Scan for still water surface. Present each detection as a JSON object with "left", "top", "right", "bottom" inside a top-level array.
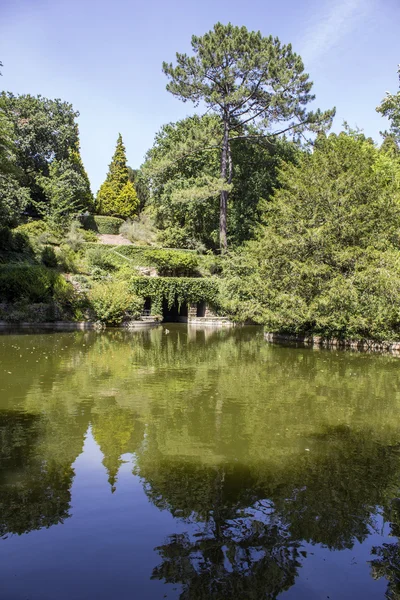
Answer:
[{"left": 1, "top": 325, "right": 400, "bottom": 599}]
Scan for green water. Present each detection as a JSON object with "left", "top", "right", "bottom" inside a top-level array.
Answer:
[{"left": 1, "top": 325, "right": 400, "bottom": 599}]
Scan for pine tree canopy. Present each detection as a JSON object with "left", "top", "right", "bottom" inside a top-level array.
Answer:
[{"left": 162, "top": 22, "right": 335, "bottom": 251}]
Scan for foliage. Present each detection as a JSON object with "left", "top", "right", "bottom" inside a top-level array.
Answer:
[
  {"left": 0, "top": 226, "right": 31, "bottom": 253},
  {"left": 40, "top": 245, "right": 58, "bottom": 268},
  {"left": 36, "top": 147, "right": 93, "bottom": 231},
  {"left": 127, "top": 166, "right": 150, "bottom": 210},
  {"left": 145, "top": 249, "right": 199, "bottom": 276},
  {"left": 81, "top": 215, "right": 124, "bottom": 234},
  {"left": 163, "top": 22, "right": 334, "bottom": 249},
  {"left": 222, "top": 131, "right": 400, "bottom": 340},
  {"left": 85, "top": 246, "right": 117, "bottom": 272},
  {"left": 0, "top": 93, "right": 91, "bottom": 220},
  {"left": 129, "top": 276, "right": 220, "bottom": 316},
  {"left": 55, "top": 244, "right": 79, "bottom": 274},
  {"left": 0, "top": 264, "right": 67, "bottom": 302},
  {"left": 144, "top": 115, "right": 299, "bottom": 249},
  {"left": 120, "top": 212, "right": 157, "bottom": 245},
  {"left": 377, "top": 65, "right": 400, "bottom": 142},
  {"left": 93, "top": 244, "right": 200, "bottom": 275},
  {"left": 14, "top": 220, "right": 48, "bottom": 238},
  {"left": 88, "top": 279, "right": 143, "bottom": 325},
  {"left": 64, "top": 220, "right": 85, "bottom": 252},
  {"left": 0, "top": 97, "right": 30, "bottom": 225},
  {"left": 144, "top": 115, "right": 221, "bottom": 249},
  {"left": 96, "top": 134, "right": 138, "bottom": 218},
  {"left": 108, "top": 181, "right": 139, "bottom": 218}
]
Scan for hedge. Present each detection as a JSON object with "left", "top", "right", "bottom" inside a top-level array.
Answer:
[{"left": 80, "top": 215, "right": 124, "bottom": 235}]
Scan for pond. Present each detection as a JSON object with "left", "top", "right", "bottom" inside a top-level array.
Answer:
[{"left": 0, "top": 325, "right": 399, "bottom": 599}]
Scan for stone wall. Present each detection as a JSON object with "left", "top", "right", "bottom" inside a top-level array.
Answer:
[{"left": 264, "top": 332, "right": 400, "bottom": 355}]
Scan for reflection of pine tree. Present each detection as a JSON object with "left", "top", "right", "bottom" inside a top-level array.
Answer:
[
  {"left": 149, "top": 463, "right": 301, "bottom": 599},
  {"left": 138, "top": 426, "right": 400, "bottom": 599}
]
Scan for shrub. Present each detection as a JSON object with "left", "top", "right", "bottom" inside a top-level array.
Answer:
[
  {"left": 82, "top": 229, "right": 98, "bottom": 242},
  {"left": 120, "top": 213, "right": 157, "bottom": 245},
  {"left": 0, "top": 264, "right": 64, "bottom": 302},
  {"left": 158, "top": 227, "right": 206, "bottom": 252},
  {"left": 14, "top": 221, "right": 61, "bottom": 247},
  {"left": 56, "top": 244, "right": 79, "bottom": 273},
  {"left": 41, "top": 245, "right": 58, "bottom": 268},
  {"left": 86, "top": 246, "right": 117, "bottom": 272},
  {"left": 64, "top": 221, "right": 85, "bottom": 252},
  {"left": 80, "top": 215, "right": 124, "bottom": 234},
  {"left": 14, "top": 220, "right": 48, "bottom": 238},
  {"left": 0, "top": 226, "right": 31, "bottom": 253},
  {"left": 88, "top": 279, "right": 143, "bottom": 325}
]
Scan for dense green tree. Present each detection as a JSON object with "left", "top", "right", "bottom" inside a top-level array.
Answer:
[
  {"left": 377, "top": 65, "right": 400, "bottom": 142},
  {"left": 36, "top": 146, "right": 94, "bottom": 230},
  {"left": 221, "top": 131, "right": 400, "bottom": 340},
  {"left": 1, "top": 93, "right": 81, "bottom": 211},
  {"left": 163, "top": 22, "right": 334, "bottom": 250},
  {"left": 0, "top": 97, "right": 30, "bottom": 225},
  {"left": 127, "top": 166, "right": 149, "bottom": 211},
  {"left": 0, "top": 92, "right": 93, "bottom": 228},
  {"left": 145, "top": 114, "right": 298, "bottom": 249},
  {"left": 144, "top": 115, "right": 221, "bottom": 249},
  {"left": 97, "top": 134, "right": 138, "bottom": 218}
]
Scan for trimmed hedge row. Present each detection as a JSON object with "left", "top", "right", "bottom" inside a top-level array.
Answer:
[
  {"left": 82, "top": 244, "right": 200, "bottom": 276},
  {"left": 81, "top": 215, "right": 124, "bottom": 235}
]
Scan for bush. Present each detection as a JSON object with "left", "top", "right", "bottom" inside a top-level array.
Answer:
[
  {"left": 14, "top": 220, "right": 48, "bottom": 238},
  {"left": 80, "top": 215, "right": 124, "bottom": 234},
  {"left": 64, "top": 221, "right": 85, "bottom": 252},
  {"left": 0, "top": 226, "right": 31, "bottom": 253},
  {"left": 41, "top": 245, "right": 58, "bottom": 268},
  {"left": 88, "top": 279, "right": 143, "bottom": 325},
  {"left": 144, "top": 249, "right": 199, "bottom": 276},
  {"left": 82, "top": 229, "right": 98, "bottom": 242},
  {"left": 120, "top": 213, "right": 157, "bottom": 245},
  {"left": 56, "top": 244, "right": 79, "bottom": 273},
  {"left": 0, "top": 264, "right": 65, "bottom": 302},
  {"left": 158, "top": 227, "right": 206, "bottom": 253},
  {"left": 86, "top": 246, "right": 117, "bottom": 272}
]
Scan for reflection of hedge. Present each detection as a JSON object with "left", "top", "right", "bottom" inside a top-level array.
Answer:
[
  {"left": 129, "top": 276, "right": 219, "bottom": 315},
  {"left": 81, "top": 215, "right": 124, "bottom": 234}
]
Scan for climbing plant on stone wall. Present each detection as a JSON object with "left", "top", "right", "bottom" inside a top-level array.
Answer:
[{"left": 129, "top": 276, "right": 220, "bottom": 316}]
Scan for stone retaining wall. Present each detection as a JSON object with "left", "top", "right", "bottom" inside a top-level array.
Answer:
[{"left": 264, "top": 332, "right": 400, "bottom": 354}]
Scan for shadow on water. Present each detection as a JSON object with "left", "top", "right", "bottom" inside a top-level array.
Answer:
[{"left": 1, "top": 326, "right": 400, "bottom": 598}]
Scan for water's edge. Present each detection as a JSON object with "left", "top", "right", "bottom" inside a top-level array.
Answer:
[{"left": 265, "top": 331, "right": 400, "bottom": 355}]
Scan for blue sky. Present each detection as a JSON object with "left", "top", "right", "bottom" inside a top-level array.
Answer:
[{"left": 1, "top": 0, "right": 399, "bottom": 192}]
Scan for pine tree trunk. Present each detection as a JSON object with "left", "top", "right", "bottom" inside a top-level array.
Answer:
[{"left": 219, "top": 119, "right": 229, "bottom": 253}]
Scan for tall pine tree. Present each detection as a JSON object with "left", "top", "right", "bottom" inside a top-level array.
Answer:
[{"left": 97, "top": 134, "right": 138, "bottom": 218}]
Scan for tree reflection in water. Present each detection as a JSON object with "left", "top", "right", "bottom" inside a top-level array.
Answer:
[{"left": 1, "top": 327, "right": 400, "bottom": 598}]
